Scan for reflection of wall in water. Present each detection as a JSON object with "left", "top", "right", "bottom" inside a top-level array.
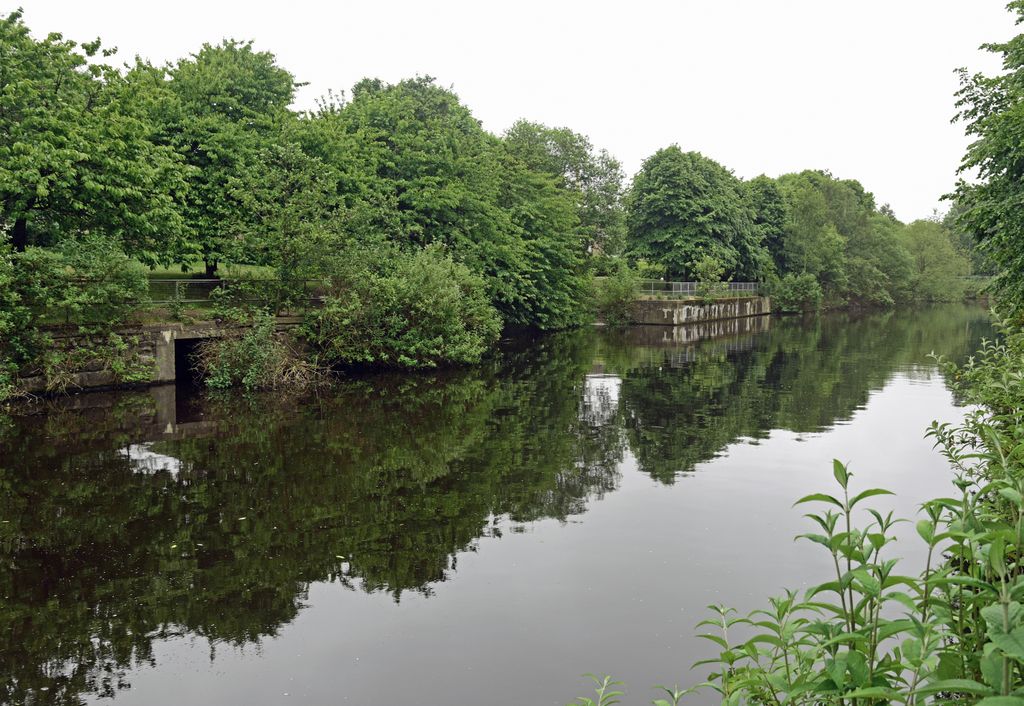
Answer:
[
  {"left": 615, "top": 316, "right": 771, "bottom": 369},
  {"left": 630, "top": 296, "right": 771, "bottom": 326},
  {"left": 7, "top": 383, "right": 220, "bottom": 454},
  {"left": 627, "top": 314, "right": 770, "bottom": 346}
]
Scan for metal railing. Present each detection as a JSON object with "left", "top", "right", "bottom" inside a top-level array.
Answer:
[
  {"left": 636, "top": 280, "right": 760, "bottom": 299},
  {"left": 147, "top": 278, "right": 325, "bottom": 306}
]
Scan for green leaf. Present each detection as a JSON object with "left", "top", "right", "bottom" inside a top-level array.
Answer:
[
  {"left": 976, "top": 698, "right": 1024, "bottom": 706},
  {"left": 877, "top": 618, "right": 915, "bottom": 640},
  {"left": 746, "top": 634, "right": 784, "bottom": 648},
  {"left": 936, "top": 651, "right": 963, "bottom": 680},
  {"left": 849, "top": 487, "right": 894, "bottom": 508},
  {"left": 914, "top": 678, "right": 993, "bottom": 696},
  {"left": 916, "top": 519, "right": 936, "bottom": 544},
  {"left": 797, "top": 533, "right": 831, "bottom": 548},
  {"left": 992, "top": 627, "right": 1024, "bottom": 660},
  {"left": 793, "top": 493, "right": 844, "bottom": 508},
  {"left": 982, "top": 602, "right": 1023, "bottom": 636},
  {"left": 998, "top": 487, "right": 1024, "bottom": 507},
  {"left": 982, "top": 647, "right": 1005, "bottom": 691},
  {"left": 832, "top": 459, "right": 849, "bottom": 488},
  {"left": 695, "top": 633, "right": 728, "bottom": 649},
  {"left": 843, "top": 686, "right": 898, "bottom": 699},
  {"left": 991, "top": 536, "right": 1008, "bottom": 576}
]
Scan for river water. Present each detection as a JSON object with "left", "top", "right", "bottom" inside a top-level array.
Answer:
[{"left": 0, "top": 305, "right": 994, "bottom": 705}]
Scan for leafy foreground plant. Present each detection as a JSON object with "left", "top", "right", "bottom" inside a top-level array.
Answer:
[
  {"left": 571, "top": 464, "right": 1024, "bottom": 704},
  {"left": 568, "top": 319, "right": 1024, "bottom": 704}
]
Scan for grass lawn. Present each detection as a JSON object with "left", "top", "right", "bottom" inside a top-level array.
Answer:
[{"left": 129, "top": 259, "right": 275, "bottom": 279}]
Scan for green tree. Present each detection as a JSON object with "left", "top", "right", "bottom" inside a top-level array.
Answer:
[
  {"left": 844, "top": 213, "right": 914, "bottom": 306},
  {"left": 0, "top": 243, "right": 21, "bottom": 398},
  {"left": 952, "top": 0, "right": 1024, "bottom": 307},
  {"left": 496, "top": 150, "right": 588, "bottom": 328},
  {"left": 776, "top": 171, "right": 848, "bottom": 295},
  {"left": 943, "top": 197, "right": 997, "bottom": 275},
  {"left": 0, "top": 10, "right": 186, "bottom": 260},
  {"left": 312, "top": 77, "right": 587, "bottom": 328},
  {"left": 745, "top": 175, "right": 788, "bottom": 272},
  {"left": 901, "top": 219, "right": 970, "bottom": 301},
  {"left": 775, "top": 170, "right": 916, "bottom": 306},
  {"left": 503, "top": 120, "right": 627, "bottom": 256},
  {"left": 626, "top": 146, "right": 770, "bottom": 281},
  {"left": 226, "top": 138, "right": 342, "bottom": 288},
  {"left": 152, "top": 40, "right": 297, "bottom": 275}
]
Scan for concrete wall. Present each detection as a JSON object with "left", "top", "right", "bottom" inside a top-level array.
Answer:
[
  {"left": 623, "top": 314, "right": 771, "bottom": 346},
  {"left": 17, "top": 317, "right": 302, "bottom": 395},
  {"left": 630, "top": 296, "right": 771, "bottom": 326}
]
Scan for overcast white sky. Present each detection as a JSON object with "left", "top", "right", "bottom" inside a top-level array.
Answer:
[{"left": 18, "top": 1, "right": 1020, "bottom": 221}]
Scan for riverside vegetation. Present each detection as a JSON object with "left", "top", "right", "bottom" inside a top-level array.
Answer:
[
  {"left": 0, "top": 7, "right": 988, "bottom": 400},
  {"left": 2, "top": 4, "right": 1022, "bottom": 703},
  {"left": 570, "top": 2, "right": 1024, "bottom": 703}
]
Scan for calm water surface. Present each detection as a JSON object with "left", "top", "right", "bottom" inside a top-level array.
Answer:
[{"left": 0, "top": 305, "right": 994, "bottom": 705}]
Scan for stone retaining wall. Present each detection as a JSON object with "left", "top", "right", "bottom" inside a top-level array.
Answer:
[
  {"left": 629, "top": 296, "right": 772, "bottom": 326},
  {"left": 17, "top": 317, "right": 302, "bottom": 395}
]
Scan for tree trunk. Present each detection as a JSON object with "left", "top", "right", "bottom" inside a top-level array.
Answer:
[
  {"left": 204, "top": 259, "right": 218, "bottom": 278},
  {"left": 11, "top": 217, "right": 28, "bottom": 251}
]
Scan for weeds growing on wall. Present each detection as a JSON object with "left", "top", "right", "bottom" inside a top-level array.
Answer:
[
  {"left": 40, "top": 333, "right": 153, "bottom": 394},
  {"left": 593, "top": 264, "right": 639, "bottom": 326},
  {"left": 1, "top": 238, "right": 151, "bottom": 400},
  {"left": 568, "top": 313, "right": 1024, "bottom": 705},
  {"left": 195, "top": 312, "right": 321, "bottom": 392}
]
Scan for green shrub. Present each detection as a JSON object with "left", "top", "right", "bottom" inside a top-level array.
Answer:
[
  {"left": 0, "top": 245, "right": 21, "bottom": 400},
  {"left": 196, "top": 312, "right": 316, "bottom": 391},
  {"left": 770, "top": 272, "right": 823, "bottom": 313},
  {"left": 0, "top": 237, "right": 151, "bottom": 398},
  {"left": 634, "top": 259, "right": 666, "bottom": 281},
  {"left": 39, "top": 333, "right": 153, "bottom": 394},
  {"left": 15, "top": 236, "right": 148, "bottom": 327},
  {"left": 588, "top": 253, "right": 622, "bottom": 277},
  {"left": 593, "top": 264, "right": 638, "bottom": 326},
  {"left": 963, "top": 276, "right": 994, "bottom": 301},
  {"left": 303, "top": 245, "right": 502, "bottom": 369},
  {"left": 691, "top": 253, "right": 729, "bottom": 302}
]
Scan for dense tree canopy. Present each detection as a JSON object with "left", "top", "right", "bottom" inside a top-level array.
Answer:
[
  {"left": 503, "top": 120, "right": 627, "bottom": 257},
  {"left": 0, "top": 9, "right": 187, "bottom": 259},
  {"left": 0, "top": 5, "right": 999, "bottom": 391},
  {"left": 901, "top": 219, "right": 970, "bottom": 301},
  {"left": 952, "top": 0, "right": 1024, "bottom": 309},
  {"left": 625, "top": 146, "right": 771, "bottom": 280},
  {"left": 623, "top": 149, "right": 973, "bottom": 309},
  {"left": 301, "top": 77, "right": 588, "bottom": 328},
  {"left": 770, "top": 170, "right": 964, "bottom": 306},
  {"left": 745, "top": 175, "right": 788, "bottom": 272},
  {"left": 149, "top": 39, "right": 298, "bottom": 274}
]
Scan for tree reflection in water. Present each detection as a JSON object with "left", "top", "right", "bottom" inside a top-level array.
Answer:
[{"left": 0, "top": 304, "right": 993, "bottom": 704}]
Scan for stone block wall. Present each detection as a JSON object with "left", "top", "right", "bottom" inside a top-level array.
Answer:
[{"left": 629, "top": 296, "right": 772, "bottom": 326}]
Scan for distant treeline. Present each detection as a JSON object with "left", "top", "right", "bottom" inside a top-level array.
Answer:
[
  {"left": 1, "top": 9, "right": 989, "bottom": 307},
  {"left": 0, "top": 8, "right": 995, "bottom": 394},
  {"left": 629, "top": 151, "right": 988, "bottom": 309}
]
